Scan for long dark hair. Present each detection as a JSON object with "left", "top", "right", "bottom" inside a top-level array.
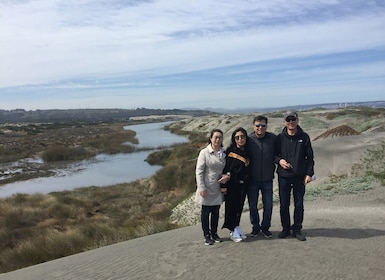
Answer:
[{"left": 230, "top": 127, "right": 248, "bottom": 149}]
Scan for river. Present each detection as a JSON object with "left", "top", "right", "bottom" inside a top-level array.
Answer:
[{"left": 0, "top": 121, "right": 188, "bottom": 198}]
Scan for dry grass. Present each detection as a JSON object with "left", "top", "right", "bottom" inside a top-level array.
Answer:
[
  {"left": 0, "top": 123, "right": 142, "bottom": 186},
  {"left": 0, "top": 126, "right": 207, "bottom": 273},
  {"left": 1, "top": 107, "right": 385, "bottom": 273},
  {"left": 0, "top": 123, "right": 138, "bottom": 164},
  {"left": 313, "top": 125, "right": 361, "bottom": 140}
]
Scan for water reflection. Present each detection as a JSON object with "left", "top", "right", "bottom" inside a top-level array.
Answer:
[
  {"left": 126, "top": 121, "right": 187, "bottom": 148},
  {"left": 0, "top": 121, "right": 188, "bottom": 197}
]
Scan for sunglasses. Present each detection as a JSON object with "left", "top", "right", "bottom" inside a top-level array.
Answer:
[
  {"left": 285, "top": 116, "right": 297, "bottom": 122},
  {"left": 254, "top": 123, "right": 267, "bottom": 128},
  {"left": 234, "top": 135, "right": 246, "bottom": 140}
]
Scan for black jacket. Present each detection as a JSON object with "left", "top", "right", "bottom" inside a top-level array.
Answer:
[
  {"left": 275, "top": 125, "right": 314, "bottom": 178},
  {"left": 248, "top": 132, "right": 277, "bottom": 181},
  {"left": 223, "top": 146, "right": 250, "bottom": 188}
]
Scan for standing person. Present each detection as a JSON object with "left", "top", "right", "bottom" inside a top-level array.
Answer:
[
  {"left": 247, "top": 115, "right": 277, "bottom": 238},
  {"left": 195, "top": 129, "right": 228, "bottom": 245},
  {"left": 275, "top": 111, "right": 315, "bottom": 241},
  {"left": 222, "top": 127, "right": 251, "bottom": 242}
]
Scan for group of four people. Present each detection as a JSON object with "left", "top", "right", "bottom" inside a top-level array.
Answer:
[{"left": 195, "top": 111, "right": 315, "bottom": 245}]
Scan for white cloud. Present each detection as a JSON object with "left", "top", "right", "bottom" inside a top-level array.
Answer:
[{"left": 0, "top": 0, "right": 384, "bottom": 109}]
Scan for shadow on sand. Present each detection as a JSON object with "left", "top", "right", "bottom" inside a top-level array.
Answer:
[{"left": 306, "top": 227, "right": 385, "bottom": 239}]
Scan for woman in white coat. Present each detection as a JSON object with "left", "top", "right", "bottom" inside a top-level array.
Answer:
[{"left": 195, "top": 129, "right": 230, "bottom": 245}]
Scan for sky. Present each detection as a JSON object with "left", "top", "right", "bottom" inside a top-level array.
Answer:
[{"left": 1, "top": 0, "right": 385, "bottom": 111}]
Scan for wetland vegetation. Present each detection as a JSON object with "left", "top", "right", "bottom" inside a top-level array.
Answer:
[{"left": 0, "top": 119, "right": 207, "bottom": 273}]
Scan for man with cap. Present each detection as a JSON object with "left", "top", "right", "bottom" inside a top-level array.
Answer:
[{"left": 275, "top": 110, "right": 315, "bottom": 241}]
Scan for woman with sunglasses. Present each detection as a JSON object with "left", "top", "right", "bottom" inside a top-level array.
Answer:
[{"left": 221, "top": 127, "right": 251, "bottom": 242}]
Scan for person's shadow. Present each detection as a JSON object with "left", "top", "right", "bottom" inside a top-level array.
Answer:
[{"left": 305, "top": 228, "right": 385, "bottom": 239}]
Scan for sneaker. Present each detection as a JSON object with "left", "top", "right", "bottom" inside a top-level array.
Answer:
[
  {"left": 293, "top": 231, "right": 306, "bottom": 241},
  {"left": 204, "top": 235, "right": 214, "bottom": 245},
  {"left": 261, "top": 229, "right": 272, "bottom": 238},
  {"left": 277, "top": 230, "right": 291, "bottom": 239},
  {"left": 230, "top": 231, "right": 243, "bottom": 242},
  {"left": 250, "top": 229, "right": 260, "bottom": 237},
  {"left": 235, "top": 226, "right": 247, "bottom": 240},
  {"left": 211, "top": 233, "right": 223, "bottom": 243}
]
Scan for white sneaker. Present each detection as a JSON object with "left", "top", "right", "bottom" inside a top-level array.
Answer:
[
  {"left": 235, "top": 226, "right": 247, "bottom": 240},
  {"left": 230, "top": 231, "right": 242, "bottom": 242}
]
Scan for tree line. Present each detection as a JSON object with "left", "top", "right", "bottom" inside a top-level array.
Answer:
[{"left": 0, "top": 108, "right": 215, "bottom": 124}]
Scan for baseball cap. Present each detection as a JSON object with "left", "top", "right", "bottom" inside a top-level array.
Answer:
[{"left": 284, "top": 110, "right": 298, "bottom": 119}]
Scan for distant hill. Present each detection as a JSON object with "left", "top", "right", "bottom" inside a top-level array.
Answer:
[
  {"left": 193, "top": 100, "right": 385, "bottom": 114},
  {"left": 0, "top": 108, "right": 215, "bottom": 124},
  {"left": 1, "top": 101, "right": 384, "bottom": 123}
]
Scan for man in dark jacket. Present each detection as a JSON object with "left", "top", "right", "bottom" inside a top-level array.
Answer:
[
  {"left": 275, "top": 111, "right": 315, "bottom": 241},
  {"left": 247, "top": 115, "right": 277, "bottom": 238}
]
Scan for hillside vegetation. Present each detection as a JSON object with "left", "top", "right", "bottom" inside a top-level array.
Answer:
[
  {"left": 0, "top": 106, "right": 384, "bottom": 273},
  {"left": 0, "top": 125, "right": 206, "bottom": 273}
]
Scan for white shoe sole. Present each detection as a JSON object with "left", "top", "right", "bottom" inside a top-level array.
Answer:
[{"left": 231, "top": 237, "right": 243, "bottom": 242}]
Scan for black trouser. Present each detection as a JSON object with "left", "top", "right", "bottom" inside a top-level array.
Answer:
[
  {"left": 222, "top": 182, "right": 246, "bottom": 231},
  {"left": 278, "top": 176, "right": 305, "bottom": 233},
  {"left": 201, "top": 205, "right": 220, "bottom": 237}
]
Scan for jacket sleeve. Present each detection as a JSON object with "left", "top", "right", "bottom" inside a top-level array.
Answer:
[
  {"left": 195, "top": 149, "right": 207, "bottom": 191},
  {"left": 222, "top": 151, "right": 232, "bottom": 174},
  {"left": 305, "top": 135, "right": 315, "bottom": 177},
  {"left": 274, "top": 134, "right": 282, "bottom": 164}
]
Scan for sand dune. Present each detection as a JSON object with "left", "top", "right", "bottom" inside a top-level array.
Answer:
[
  {"left": 1, "top": 108, "right": 384, "bottom": 279},
  {"left": 1, "top": 186, "right": 384, "bottom": 280}
]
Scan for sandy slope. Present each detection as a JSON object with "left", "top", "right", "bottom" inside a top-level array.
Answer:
[
  {"left": 1, "top": 185, "right": 384, "bottom": 280},
  {"left": 1, "top": 109, "right": 384, "bottom": 279}
]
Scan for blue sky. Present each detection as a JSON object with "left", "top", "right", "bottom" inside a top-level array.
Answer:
[{"left": 1, "top": 0, "right": 384, "bottom": 110}]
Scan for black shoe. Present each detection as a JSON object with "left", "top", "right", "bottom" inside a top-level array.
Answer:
[
  {"left": 293, "top": 231, "right": 306, "bottom": 241},
  {"left": 277, "top": 230, "right": 291, "bottom": 239},
  {"left": 204, "top": 235, "right": 214, "bottom": 245},
  {"left": 261, "top": 229, "right": 272, "bottom": 238},
  {"left": 250, "top": 229, "right": 260, "bottom": 237},
  {"left": 211, "top": 233, "right": 222, "bottom": 243}
]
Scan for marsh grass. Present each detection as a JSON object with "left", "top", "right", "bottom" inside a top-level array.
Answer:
[
  {"left": 41, "top": 129, "right": 142, "bottom": 162},
  {"left": 42, "top": 146, "right": 95, "bottom": 161},
  {"left": 0, "top": 123, "right": 140, "bottom": 164},
  {"left": 0, "top": 129, "right": 207, "bottom": 273},
  {"left": 81, "top": 129, "right": 139, "bottom": 153}
]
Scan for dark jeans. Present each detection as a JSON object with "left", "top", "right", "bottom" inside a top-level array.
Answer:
[
  {"left": 247, "top": 180, "right": 273, "bottom": 231},
  {"left": 278, "top": 176, "right": 305, "bottom": 232},
  {"left": 201, "top": 205, "right": 220, "bottom": 237}
]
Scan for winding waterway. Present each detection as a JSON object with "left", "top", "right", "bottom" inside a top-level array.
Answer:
[{"left": 0, "top": 121, "right": 188, "bottom": 198}]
